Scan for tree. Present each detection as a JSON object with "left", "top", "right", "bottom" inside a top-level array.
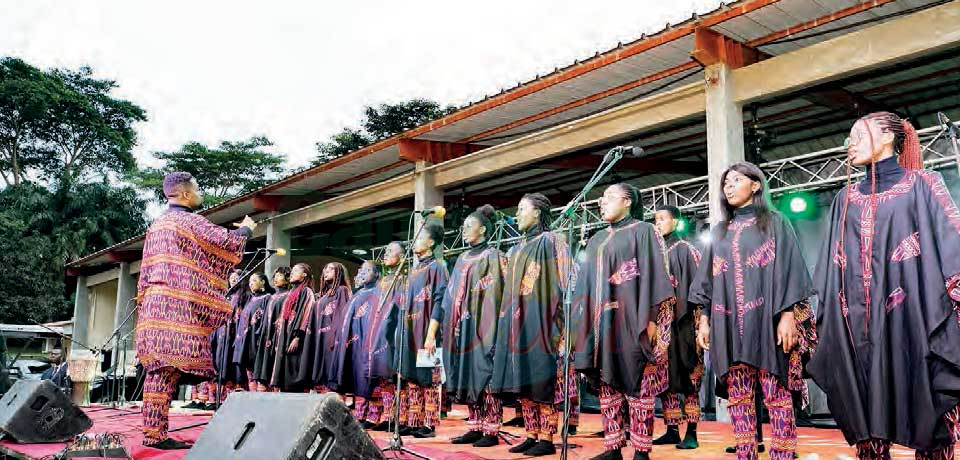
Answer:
[
  {"left": 0, "top": 58, "right": 59, "bottom": 186},
  {"left": 136, "top": 136, "right": 287, "bottom": 206},
  {"left": 0, "top": 180, "right": 146, "bottom": 322},
  {"left": 312, "top": 98, "right": 457, "bottom": 165},
  {"left": 362, "top": 99, "right": 457, "bottom": 141},
  {"left": 40, "top": 67, "right": 147, "bottom": 182},
  {"left": 313, "top": 127, "right": 370, "bottom": 166}
]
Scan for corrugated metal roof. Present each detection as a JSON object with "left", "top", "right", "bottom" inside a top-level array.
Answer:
[{"left": 69, "top": 0, "right": 953, "bottom": 269}]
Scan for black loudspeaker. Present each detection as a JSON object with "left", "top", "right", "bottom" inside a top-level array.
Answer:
[
  {"left": 185, "top": 392, "right": 386, "bottom": 460},
  {"left": 0, "top": 380, "right": 93, "bottom": 443}
]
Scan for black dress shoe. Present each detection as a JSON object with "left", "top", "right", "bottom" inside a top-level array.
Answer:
[
  {"left": 508, "top": 438, "right": 538, "bottom": 453},
  {"left": 361, "top": 420, "right": 377, "bottom": 430},
  {"left": 451, "top": 430, "right": 483, "bottom": 444},
  {"left": 182, "top": 401, "right": 204, "bottom": 409},
  {"left": 146, "top": 438, "right": 193, "bottom": 450},
  {"left": 503, "top": 416, "right": 525, "bottom": 427},
  {"left": 399, "top": 425, "right": 418, "bottom": 436},
  {"left": 371, "top": 421, "right": 391, "bottom": 431},
  {"left": 472, "top": 434, "right": 498, "bottom": 447},
  {"left": 590, "top": 448, "right": 623, "bottom": 460},
  {"left": 203, "top": 403, "right": 218, "bottom": 411},
  {"left": 412, "top": 427, "right": 435, "bottom": 438},
  {"left": 653, "top": 425, "right": 681, "bottom": 445},
  {"left": 633, "top": 451, "right": 650, "bottom": 460},
  {"left": 725, "top": 443, "right": 765, "bottom": 454},
  {"left": 567, "top": 425, "right": 577, "bottom": 435},
  {"left": 525, "top": 440, "right": 556, "bottom": 456}
]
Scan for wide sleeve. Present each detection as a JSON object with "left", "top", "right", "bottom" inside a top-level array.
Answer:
[
  {"left": 187, "top": 214, "right": 247, "bottom": 265},
  {"left": 770, "top": 214, "right": 814, "bottom": 315},
  {"left": 918, "top": 171, "right": 960, "bottom": 301},
  {"left": 431, "top": 262, "right": 449, "bottom": 318},
  {"left": 812, "top": 191, "right": 848, "bottom": 324},
  {"left": 688, "top": 228, "right": 717, "bottom": 317}
]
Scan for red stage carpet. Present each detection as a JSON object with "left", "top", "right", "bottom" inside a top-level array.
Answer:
[{"left": 0, "top": 404, "right": 922, "bottom": 459}]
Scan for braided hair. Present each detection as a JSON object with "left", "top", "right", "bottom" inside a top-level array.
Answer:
[
  {"left": 521, "top": 193, "right": 554, "bottom": 230},
  {"left": 318, "top": 262, "right": 351, "bottom": 297},
  {"left": 859, "top": 111, "right": 922, "bottom": 169}
]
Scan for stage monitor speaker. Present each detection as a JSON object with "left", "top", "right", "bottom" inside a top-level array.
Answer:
[
  {"left": 185, "top": 392, "right": 385, "bottom": 460},
  {"left": 0, "top": 380, "right": 92, "bottom": 443}
]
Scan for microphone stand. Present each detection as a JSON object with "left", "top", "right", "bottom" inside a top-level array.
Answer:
[
  {"left": 551, "top": 146, "right": 631, "bottom": 460},
  {"left": 939, "top": 113, "right": 960, "bottom": 175},
  {"left": 381, "top": 211, "right": 434, "bottom": 460}
]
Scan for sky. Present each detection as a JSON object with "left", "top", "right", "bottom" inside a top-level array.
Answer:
[{"left": 1, "top": 0, "right": 720, "bottom": 170}]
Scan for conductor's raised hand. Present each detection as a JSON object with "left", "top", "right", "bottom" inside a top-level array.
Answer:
[{"left": 234, "top": 215, "right": 257, "bottom": 232}]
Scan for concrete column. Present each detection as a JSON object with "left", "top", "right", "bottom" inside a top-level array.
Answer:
[
  {"left": 71, "top": 276, "right": 91, "bottom": 351},
  {"left": 704, "top": 63, "right": 745, "bottom": 422},
  {"left": 113, "top": 262, "right": 137, "bottom": 363},
  {"left": 265, "top": 214, "right": 292, "bottom": 278},
  {"left": 413, "top": 160, "right": 444, "bottom": 259},
  {"left": 705, "top": 63, "right": 746, "bottom": 224}
]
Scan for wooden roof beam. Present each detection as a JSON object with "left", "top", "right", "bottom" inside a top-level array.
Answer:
[
  {"left": 692, "top": 27, "right": 769, "bottom": 69},
  {"left": 398, "top": 139, "right": 480, "bottom": 164}
]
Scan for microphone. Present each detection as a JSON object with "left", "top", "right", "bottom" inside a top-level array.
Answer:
[
  {"left": 244, "top": 248, "right": 289, "bottom": 256},
  {"left": 603, "top": 145, "right": 645, "bottom": 161},
  {"left": 616, "top": 145, "right": 645, "bottom": 157},
  {"left": 417, "top": 206, "right": 447, "bottom": 218}
]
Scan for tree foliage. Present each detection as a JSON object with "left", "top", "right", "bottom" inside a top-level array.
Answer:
[
  {"left": 313, "top": 98, "right": 456, "bottom": 166},
  {"left": 0, "top": 180, "right": 147, "bottom": 322},
  {"left": 0, "top": 58, "right": 146, "bottom": 186},
  {"left": 136, "top": 136, "right": 287, "bottom": 206}
]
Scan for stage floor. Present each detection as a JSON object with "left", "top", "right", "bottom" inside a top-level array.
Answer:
[{"left": 0, "top": 403, "right": 921, "bottom": 460}]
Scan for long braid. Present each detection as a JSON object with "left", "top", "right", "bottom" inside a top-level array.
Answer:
[{"left": 860, "top": 111, "right": 923, "bottom": 170}]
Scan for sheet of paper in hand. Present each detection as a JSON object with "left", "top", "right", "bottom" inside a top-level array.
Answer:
[{"left": 416, "top": 348, "right": 442, "bottom": 367}]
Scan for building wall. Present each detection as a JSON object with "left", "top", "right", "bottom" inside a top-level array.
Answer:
[{"left": 87, "top": 280, "right": 118, "bottom": 351}]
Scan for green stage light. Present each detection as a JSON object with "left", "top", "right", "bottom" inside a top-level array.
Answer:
[
  {"left": 780, "top": 192, "right": 817, "bottom": 219},
  {"left": 676, "top": 218, "right": 688, "bottom": 234},
  {"left": 789, "top": 196, "right": 808, "bottom": 214}
]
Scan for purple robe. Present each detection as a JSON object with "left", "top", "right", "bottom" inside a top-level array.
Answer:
[
  {"left": 310, "top": 286, "right": 352, "bottom": 388},
  {"left": 688, "top": 207, "right": 816, "bottom": 400},
  {"left": 491, "top": 228, "right": 570, "bottom": 404},
  {"left": 271, "top": 283, "right": 316, "bottom": 391},
  {"left": 808, "top": 167, "right": 960, "bottom": 450},
  {"left": 252, "top": 288, "right": 289, "bottom": 383},
  {"left": 352, "top": 270, "right": 406, "bottom": 397},
  {"left": 233, "top": 292, "right": 271, "bottom": 372},
  {"left": 135, "top": 206, "right": 246, "bottom": 383},
  {"left": 436, "top": 244, "right": 505, "bottom": 404},
  {"left": 387, "top": 256, "right": 448, "bottom": 386}
]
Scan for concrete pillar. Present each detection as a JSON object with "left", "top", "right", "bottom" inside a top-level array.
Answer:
[
  {"left": 413, "top": 160, "right": 444, "bottom": 259},
  {"left": 704, "top": 63, "right": 745, "bottom": 422},
  {"left": 265, "top": 214, "right": 292, "bottom": 278},
  {"left": 113, "top": 262, "right": 137, "bottom": 364},
  {"left": 71, "top": 276, "right": 91, "bottom": 351},
  {"left": 705, "top": 63, "right": 746, "bottom": 224}
]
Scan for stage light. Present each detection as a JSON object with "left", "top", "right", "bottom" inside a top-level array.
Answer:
[
  {"left": 698, "top": 232, "right": 712, "bottom": 245},
  {"left": 789, "top": 196, "right": 808, "bottom": 214},
  {"left": 676, "top": 217, "right": 688, "bottom": 234},
  {"left": 780, "top": 192, "right": 817, "bottom": 219}
]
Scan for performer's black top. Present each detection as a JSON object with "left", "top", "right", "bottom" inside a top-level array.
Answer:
[
  {"left": 689, "top": 207, "right": 816, "bottom": 400},
  {"left": 491, "top": 225, "right": 569, "bottom": 404},
  {"left": 387, "top": 255, "right": 448, "bottom": 386},
  {"left": 572, "top": 217, "right": 676, "bottom": 396},
  {"left": 436, "top": 242, "right": 505, "bottom": 403},
  {"left": 252, "top": 287, "right": 289, "bottom": 383},
  {"left": 663, "top": 231, "right": 703, "bottom": 395},
  {"left": 809, "top": 158, "right": 960, "bottom": 449}
]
